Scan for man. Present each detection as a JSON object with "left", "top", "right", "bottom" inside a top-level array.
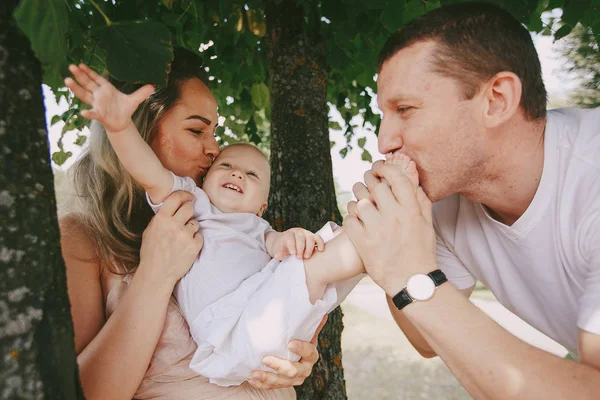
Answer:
[{"left": 345, "top": 3, "right": 600, "bottom": 398}]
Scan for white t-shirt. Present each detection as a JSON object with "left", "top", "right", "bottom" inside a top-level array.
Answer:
[{"left": 432, "top": 108, "right": 600, "bottom": 357}]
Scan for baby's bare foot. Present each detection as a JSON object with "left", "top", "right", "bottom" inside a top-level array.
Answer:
[{"left": 385, "top": 153, "right": 419, "bottom": 190}]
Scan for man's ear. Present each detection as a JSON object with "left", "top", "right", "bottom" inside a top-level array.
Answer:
[
  {"left": 481, "top": 71, "right": 522, "bottom": 128},
  {"left": 257, "top": 202, "right": 268, "bottom": 217}
]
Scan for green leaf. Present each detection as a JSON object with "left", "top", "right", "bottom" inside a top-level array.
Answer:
[
  {"left": 555, "top": 24, "right": 574, "bottom": 40},
  {"left": 361, "top": 149, "right": 373, "bottom": 163},
  {"left": 329, "top": 121, "right": 343, "bottom": 130},
  {"left": 14, "top": 0, "right": 69, "bottom": 89},
  {"left": 381, "top": 1, "right": 405, "bottom": 32},
  {"left": 99, "top": 21, "right": 174, "bottom": 85},
  {"left": 357, "top": 137, "right": 367, "bottom": 148},
  {"left": 52, "top": 150, "right": 72, "bottom": 166},
  {"left": 74, "top": 135, "right": 87, "bottom": 146},
  {"left": 339, "top": 147, "right": 349, "bottom": 158},
  {"left": 251, "top": 83, "right": 270, "bottom": 109},
  {"left": 50, "top": 115, "right": 62, "bottom": 126}
]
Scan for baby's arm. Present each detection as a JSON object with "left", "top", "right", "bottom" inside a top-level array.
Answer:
[
  {"left": 265, "top": 227, "right": 364, "bottom": 304},
  {"left": 65, "top": 64, "right": 173, "bottom": 203}
]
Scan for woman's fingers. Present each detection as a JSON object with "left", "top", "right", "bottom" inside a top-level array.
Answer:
[
  {"left": 173, "top": 203, "right": 195, "bottom": 225},
  {"left": 159, "top": 191, "right": 195, "bottom": 217},
  {"left": 185, "top": 219, "right": 199, "bottom": 234}
]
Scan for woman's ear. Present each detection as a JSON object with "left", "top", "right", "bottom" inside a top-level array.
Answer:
[
  {"left": 257, "top": 202, "right": 268, "bottom": 217},
  {"left": 481, "top": 71, "right": 522, "bottom": 128}
]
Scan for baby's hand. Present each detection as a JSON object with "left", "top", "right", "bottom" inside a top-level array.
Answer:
[
  {"left": 269, "top": 228, "right": 325, "bottom": 260},
  {"left": 64, "top": 63, "right": 155, "bottom": 133}
]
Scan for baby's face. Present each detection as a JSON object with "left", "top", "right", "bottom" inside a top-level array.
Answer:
[{"left": 202, "top": 145, "right": 271, "bottom": 216}]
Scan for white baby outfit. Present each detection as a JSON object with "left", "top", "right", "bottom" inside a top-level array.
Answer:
[{"left": 148, "top": 175, "right": 361, "bottom": 385}]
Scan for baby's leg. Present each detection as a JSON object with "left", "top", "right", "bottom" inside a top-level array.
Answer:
[
  {"left": 303, "top": 228, "right": 364, "bottom": 304},
  {"left": 384, "top": 152, "right": 420, "bottom": 190}
]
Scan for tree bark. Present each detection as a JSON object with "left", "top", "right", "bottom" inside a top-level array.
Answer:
[
  {"left": 265, "top": 1, "right": 347, "bottom": 399},
  {"left": 0, "top": 2, "right": 84, "bottom": 399}
]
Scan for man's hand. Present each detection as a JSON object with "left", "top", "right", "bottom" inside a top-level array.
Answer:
[
  {"left": 248, "top": 315, "right": 328, "bottom": 390},
  {"left": 266, "top": 228, "right": 325, "bottom": 260},
  {"left": 345, "top": 163, "right": 437, "bottom": 296}
]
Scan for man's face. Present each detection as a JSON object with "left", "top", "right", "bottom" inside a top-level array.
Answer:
[{"left": 376, "top": 41, "right": 487, "bottom": 202}]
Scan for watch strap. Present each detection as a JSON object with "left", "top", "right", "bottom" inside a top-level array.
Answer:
[
  {"left": 428, "top": 269, "right": 448, "bottom": 286},
  {"left": 392, "top": 269, "right": 447, "bottom": 310},
  {"left": 391, "top": 288, "right": 413, "bottom": 310}
]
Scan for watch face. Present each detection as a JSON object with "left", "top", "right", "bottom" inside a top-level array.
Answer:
[{"left": 406, "top": 274, "right": 436, "bottom": 301}]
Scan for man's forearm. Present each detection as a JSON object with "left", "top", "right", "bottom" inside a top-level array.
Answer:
[
  {"left": 402, "top": 283, "right": 600, "bottom": 399},
  {"left": 386, "top": 296, "right": 437, "bottom": 358}
]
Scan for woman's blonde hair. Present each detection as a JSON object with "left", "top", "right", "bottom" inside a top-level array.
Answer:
[{"left": 68, "top": 49, "right": 209, "bottom": 274}]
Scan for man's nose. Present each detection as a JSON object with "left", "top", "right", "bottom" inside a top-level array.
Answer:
[{"left": 377, "top": 116, "right": 403, "bottom": 155}]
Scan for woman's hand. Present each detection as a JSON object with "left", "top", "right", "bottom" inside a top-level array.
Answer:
[
  {"left": 64, "top": 63, "right": 154, "bottom": 133},
  {"left": 138, "top": 191, "right": 204, "bottom": 287},
  {"left": 248, "top": 315, "right": 328, "bottom": 390}
]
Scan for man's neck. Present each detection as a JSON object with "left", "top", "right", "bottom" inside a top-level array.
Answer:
[{"left": 461, "top": 117, "right": 547, "bottom": 226}]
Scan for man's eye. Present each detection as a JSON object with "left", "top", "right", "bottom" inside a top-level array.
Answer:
[{"left": 190, "top": 129, "right": 204, "bottom": 135}]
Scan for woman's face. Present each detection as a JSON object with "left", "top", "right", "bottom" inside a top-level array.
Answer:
[{"left": 151, "top": 78, "right": 220, "bottom": 186}]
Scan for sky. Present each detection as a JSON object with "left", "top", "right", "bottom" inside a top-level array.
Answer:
[{"left": 45, "top": 20, "right": 574, "bottom": 197}]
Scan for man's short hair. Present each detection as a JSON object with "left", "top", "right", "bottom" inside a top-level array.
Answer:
[{"left": 377, "top": 2, "right": 547, "bottom": 120}]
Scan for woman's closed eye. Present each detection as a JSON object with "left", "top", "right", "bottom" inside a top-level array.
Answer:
[
  {"left": 189, "top": 129, "right": 205, "bottom": 135},
  {"left": 397, "top": 106, "right": 413, "bottom": 114}
]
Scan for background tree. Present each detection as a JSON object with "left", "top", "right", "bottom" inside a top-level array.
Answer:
[
  {"left": 4, "top": 0, "right": 599, "bottom": 398},
  {"left": 1, "top": 1, "right": 84, "bottom": 399},
  {"left": 557, "top": 23, "right": 600, "bottom": 107}
]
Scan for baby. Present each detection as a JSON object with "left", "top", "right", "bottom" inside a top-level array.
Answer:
[{"left": 65, "top": 63, "right": 419, "bottom": 386}]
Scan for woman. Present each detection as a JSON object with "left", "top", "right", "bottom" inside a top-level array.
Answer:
[{"left": 59, "top": 49, "right": 324, "bottom": 400}]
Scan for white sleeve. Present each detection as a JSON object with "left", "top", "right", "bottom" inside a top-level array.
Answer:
[
  {"left": 577, "top": 212, "right": 600, "bottom": 335},
  {"left": 145, "top": 171, "right": 207, "bottom": 218},
  {"left": 435, "top": 231, "right": 476, "bottom": 291}
]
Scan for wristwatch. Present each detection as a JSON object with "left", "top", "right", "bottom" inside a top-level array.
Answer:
[{"left": 392, "top": 269, "right": 448, "bottom": 310}]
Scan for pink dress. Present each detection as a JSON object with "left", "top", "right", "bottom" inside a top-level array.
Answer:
[{"left": 105, "top": 275, "right": 297, "bottom": 400}]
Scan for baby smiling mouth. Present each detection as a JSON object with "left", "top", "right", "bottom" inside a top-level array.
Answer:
[{"left": 223, "top": 183, "right": 243, "bottom": 193}]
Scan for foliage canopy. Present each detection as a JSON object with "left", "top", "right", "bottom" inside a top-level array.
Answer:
[{"left": 14, "top": 0, "right": 600, "bottom": 165}]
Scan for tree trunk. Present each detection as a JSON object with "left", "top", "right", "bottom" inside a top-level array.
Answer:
[
  {"left": 265, "top": 1, "right": 347, "bottom": 399},
  {"left": 0, "top": 2, "right": 84, "bottom": 399}
]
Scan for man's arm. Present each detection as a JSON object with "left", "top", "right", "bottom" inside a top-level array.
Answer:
[
  {"left": 403, "top": 284, "right": 600, "bottom": 399},
  {"left": 386, "top": 286, "right": 474, "bottom": 358},
  {"left": 344, "top": 165, "right": 600, "bottom": 399}
]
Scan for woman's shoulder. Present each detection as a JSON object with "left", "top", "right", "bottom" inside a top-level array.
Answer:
[{"left": 59, "top": 213, "right": 100, "bottom": 267}]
